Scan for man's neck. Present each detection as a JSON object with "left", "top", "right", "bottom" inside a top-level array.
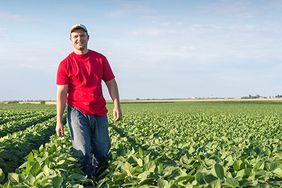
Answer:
[{"left": 74, "top": 48, "right": 88, "bottom": 55}]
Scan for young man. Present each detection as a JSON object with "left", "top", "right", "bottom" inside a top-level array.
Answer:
[{"left": 56, "top": 24, "right": 122, "bottom": 179}]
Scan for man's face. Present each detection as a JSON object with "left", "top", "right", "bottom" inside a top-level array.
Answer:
[{"left": 70, "top": 29, "right": 89, "bottom": 51}]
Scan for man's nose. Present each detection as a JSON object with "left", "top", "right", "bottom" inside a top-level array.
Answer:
[{"left": 77, "top": 36, "right": 83, "bottom": 40}]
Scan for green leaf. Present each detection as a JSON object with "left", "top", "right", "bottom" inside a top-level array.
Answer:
[
  {"left": 67, "top": 157, "right": 77, "bottom": 162},
  {"left": 57, "top": 160, "right": 65, "bottom": 165},
  {"left": 244, "top": 168, "right": 252, "bottom": 177},
  {"left": 214, "top": 163, "right": 224, "bottom": 179},
  {"left": 139, "top": 185, "right": 151, "bottom": 188},
  {"left": 205, "top": 158, "right": 216, "bottom": 167},
  {"left": 204, "top": 174, "right": 218, "bottom": 183},
  {"left": 136, "top": 158, "right": 143, "bottom": 166},
  {"left": 30, "top": 161, "right": 41, "bottom": 176},
  {"left": 138, "top": 147, "right": 143, "bottom": 155},
  {"left": 147, "top": 162, "right": 156, "bottom": 173},
  {"left": 180, "top": 155, "right": 191, "bottom": 165},
  {"left": 255, "top": 170, "right": 267, "bottom": 179},
  {"left": 233, "top": 160, "right": 242, "bottom": 171},
  {"left": 235, "top": 169, "right": 245, "bottom": 178},
  {"left": 27, "top": 152, "right": 34, "bottom": 162},
  {"left": 157, "top": 163, "right": 163, "bottom": 173},
  {"left": 39, "top": 145, "right": 44, "bottom": 152},
  {"left": 123, "top": 162, "right": 132, "bottom": 176},
  {"left": 272, "top": 168, "right": 282, "bottom": 178},
  {"left": 26, "top": 174, "right": 35, "bottom": 185},
  {"left": 137, "top": 171, "right": 150, "bottom": 182},
  {"left": 163, "top": 166, "right": 174, "bottom": 177},
  {"left": 174, "top": 174, "right": 192, "bottom": 183},
  {"left": 144, "top": 154, "right": 150, "bottom": 164},
  {"left": 188, "top": 147, "right": 195, "bottom": 155},
  {"left": 43, "top": 165, "right": 50, "bottom": 175},
  {"left": 254, "top": 161, "right": 264, "bottom": 170},
  {"left": 69, "top": 173, "right": 87, "bottom": 180},
  {"left": 52, "top": 176, "right": 63, "bottom": 188},
  {"left": 8, "top": 173, "right": 20, "bottom": 184},
  {"left": 224, "top": 177, "right": 239, "bottom": 187},
  {"left": 195, "top": 172, "right": 205, "bottom": 184},
  {"left": 18, "top": 162, "right": 27, "bottom": 170},
  {"left": 266, "top": 161, "right": 279, "bottom": 171},
  {"left": 225, "top": 155, "right": 233, "bottom": 167},
  {"left": 133, "top": 156, "right": 143, "bottom": 167},
  {"left": 0, "top": 168, "right": 5, "bottom": 183},
  {"left": 158, "top": 179, "right": 169, "bottom": 188},
  {"left": 210, "top": 179, "right": 221, "bottom": 188}
]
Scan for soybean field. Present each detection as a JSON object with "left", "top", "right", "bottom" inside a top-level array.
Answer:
[{"left": 0, "top": 101, "right": 281, "bottom": 187}]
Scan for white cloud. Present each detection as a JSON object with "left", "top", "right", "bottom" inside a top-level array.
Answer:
[
  {"left": 106, "top": 3, "right": 156, "bottom": 18},
  {"left": 196, "top": 0, "right": 257, "bottom": 19},
  {"left": 129, "top": 20, "right": 282, "bottom": 61},
  {"left": 0, "top": 11, "right": 25, "bottom": 22},
  {"left": 107, "top": 10, "right": 126, "bottom": 17},
  {"left": 0, "top": 28, "right": 8, "bottom": 38}
]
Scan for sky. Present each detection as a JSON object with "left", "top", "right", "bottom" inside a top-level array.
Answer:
[{"left": 0, "top": 0, "right": 282, "bottom": 100}]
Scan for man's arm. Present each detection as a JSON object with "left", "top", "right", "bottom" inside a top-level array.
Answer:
[
  {"left": 105, "top": 79, "right": 122, "bottom": 121},
  {"left": 56, "top": 85, "right": 68, "bottom": 137}
]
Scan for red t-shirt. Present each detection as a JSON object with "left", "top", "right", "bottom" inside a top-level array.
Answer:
[{"left": 56, "top": 50, "right": 115, "bottom": 115}]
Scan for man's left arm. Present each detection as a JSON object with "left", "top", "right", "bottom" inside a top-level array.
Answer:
[{"left": 105, "top": 78, "right": 122, "bottom": 121}]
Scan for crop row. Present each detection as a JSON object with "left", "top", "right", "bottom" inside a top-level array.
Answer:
[
  {"left": 0, "top": 112, "right": 55, "bottom": 137},
  {"left": 0, "top": 111, "right": 37, "bottom": 125},
  {"left": 0, "top": 111, "right": 33, "bottom": 118},
  {"left": 0, "top": 116, "right": 57, "bottom": 175}
]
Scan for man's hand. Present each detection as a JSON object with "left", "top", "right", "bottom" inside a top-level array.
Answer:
[
  {"left": 113, "top": 106, "right": 122, "bottom": 121},
  {"left": 56, "top": 121, "right": 65, "bottom": 137}
]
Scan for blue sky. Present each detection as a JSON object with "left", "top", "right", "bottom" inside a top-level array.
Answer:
[{"left": 0, "top": 0, "right": 282, "bottom": 100}]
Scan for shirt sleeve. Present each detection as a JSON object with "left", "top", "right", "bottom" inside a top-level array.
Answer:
[
  {"left": 102, "top": 56, "right": 115, "bottom": 82},
  {"left": 56, "top": 61, "right": 69, "bottom": 85}
]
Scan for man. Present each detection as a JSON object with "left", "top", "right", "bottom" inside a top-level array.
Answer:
[{"left": 56, "top": 24, "right": 122, "bottom": 179}]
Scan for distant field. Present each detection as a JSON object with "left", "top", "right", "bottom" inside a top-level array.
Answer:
[
  {"left": 0, "top": 101, "right": 281, "bottom": 187},
  {"left": 1, "top": 97, "right": 280, "bottom": 105}
]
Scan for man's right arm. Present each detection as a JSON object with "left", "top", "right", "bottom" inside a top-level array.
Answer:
[{"left": 56, "top": 85, "right": 68, "bottom": 137}]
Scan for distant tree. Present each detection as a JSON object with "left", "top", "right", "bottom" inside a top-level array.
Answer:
[
  {"left": 7, "top": 101, "right": 18, "bottom": 104},
  {"left": 40, "top": 101, "right": 46, "bottom": 104},
  {"left": 241, "top": 94, "right": 263, "bottom": 99}
]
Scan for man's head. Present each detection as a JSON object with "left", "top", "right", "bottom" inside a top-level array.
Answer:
[{"left": 70, "top": 24, "right": 89, "bottom": 54}]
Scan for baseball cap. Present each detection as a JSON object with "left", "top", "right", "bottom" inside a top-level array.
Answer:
[{"left": 70, "top": 24, "right": 88, "bottom": 33}]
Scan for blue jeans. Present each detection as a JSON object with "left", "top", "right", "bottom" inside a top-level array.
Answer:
[{"left": 67, "top": 105, "right": 111, "bottom": 177}]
